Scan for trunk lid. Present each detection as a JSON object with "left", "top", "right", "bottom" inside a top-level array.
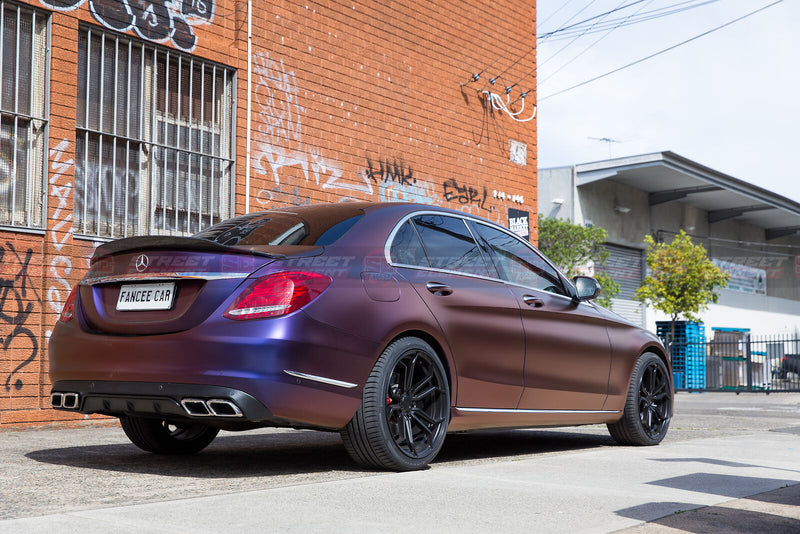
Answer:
[{"left": 78, "top": 237, "right": 298, "bottom": 335}]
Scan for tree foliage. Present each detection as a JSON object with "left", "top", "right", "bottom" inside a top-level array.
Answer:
[
  {"left": 635, "top": 231, "right": 729, "bottom": 337},
  {"left": 537, "top": 215, "right": 620, "bottom": 308}
]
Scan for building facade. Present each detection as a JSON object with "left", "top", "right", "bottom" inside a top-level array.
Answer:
[
  {"left": 0, "top": 0, "right": 538, "bottom": 427},
  {"left": 539, "top": 152, "right": 800, "bottom": 335}
]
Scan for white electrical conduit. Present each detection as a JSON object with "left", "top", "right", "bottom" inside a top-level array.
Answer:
[{"left": 482, "top": 91, "right": 537, "bottom": 122}]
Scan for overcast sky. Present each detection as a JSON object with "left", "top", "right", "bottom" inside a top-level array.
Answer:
[{"left": 535, "top": 0, "right": 800, "bottom": 202}]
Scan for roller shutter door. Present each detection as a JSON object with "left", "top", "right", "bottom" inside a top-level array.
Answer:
[{"left": 599, "top": 245, "right": 644, "bottom": 326}]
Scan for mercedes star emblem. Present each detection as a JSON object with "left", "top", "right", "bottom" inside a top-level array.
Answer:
[{"left": 135, "top": 254, "right": 150, "bottom": 272}]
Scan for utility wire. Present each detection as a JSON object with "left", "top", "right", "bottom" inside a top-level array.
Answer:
[
  {"left": 542, "top": 0, "right": 720, "bottom": 41},
  {"left": 539, "top": 0, "right": 784, "bottom": 102},
  {"left": 539, "top": 0, "right": 657, "bottom": 87},
  {"left": 539, "top": 0, "right": 631, "bottom": 72},
  {"left": 467, "top": 0, "right": 708, "bottom": 88}
]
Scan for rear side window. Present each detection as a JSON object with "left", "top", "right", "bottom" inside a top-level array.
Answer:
[
  {"left": 411, "top": 215, "right": 489, "bottom": 277},
  {"left": 471, "top": 222, "right": 567, "bottom": 295},
  {"left": 194, "top": 208, "right": 363, "bottom": 247},
  {"left": 389, "top": 221, "right": 430, "bottom": 267}
]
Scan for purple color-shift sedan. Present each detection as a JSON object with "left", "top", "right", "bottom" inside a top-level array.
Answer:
[{"left": 49, "top": 202, "right": 672, "bottom": 470}]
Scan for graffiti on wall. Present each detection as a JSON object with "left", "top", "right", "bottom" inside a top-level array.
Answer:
[
  {"left": 252, "top": 51, "right": 375, "bottom": 196},
  {"left": 38, "top": 0, "right": 214, "bottom": 52},
  {"left": 1, "top": 243, "right": 40, "bottom": 392},
  {"left": 47, "top": 140, "right": 75, "bottom": 318},
  {"left": 364, "top": 157, "right": 439, "bottom": 205},
  {"left": 443, "top": 178, "right": 488, "bottom": 211}
]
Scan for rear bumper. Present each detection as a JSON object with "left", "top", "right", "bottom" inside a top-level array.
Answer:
[
  {"left": 50, "top": 381, "right": 283, "bottom": 429},
  {"left": 48, "top": 311, "right": 380, "bottom": 429}
]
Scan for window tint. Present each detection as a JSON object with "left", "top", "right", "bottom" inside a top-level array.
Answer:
[
  {"left": 389, "top": 221, "right": 430, "bottom": 267},
  {"left": 412, "top": 215, "right": 489, "bottom": 277},
  {"left": 471, "top": 222, "right": 566, "bottom": 295},
  {"left": 194, "top": 208, "right": 363, "bottom": 247}
]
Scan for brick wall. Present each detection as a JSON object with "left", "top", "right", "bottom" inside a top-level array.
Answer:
[{"left": 1, "top": 0, "right": 537, "bottom": 427}]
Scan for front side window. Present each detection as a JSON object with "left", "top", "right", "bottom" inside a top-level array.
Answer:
[
  {"left": 76, "top": 27, "right": 234, "bottom": 238},
  {"left": 471, "top": 222, "right": 567, "bottom": 295},
  {"left": 0, "top": 1, "right": 47, "bottom": 228}
]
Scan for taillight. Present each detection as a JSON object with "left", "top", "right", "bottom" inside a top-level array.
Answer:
[
  {"left": 59, "top": 286, "right": 78, "bottom": 322},
  {"left": 224, "top": 271, "right": 332, "bottom": 320}
]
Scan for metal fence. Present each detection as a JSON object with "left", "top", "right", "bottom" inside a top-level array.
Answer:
[{"left": 667, "top": 334, "right": 800, "bottom": 392}]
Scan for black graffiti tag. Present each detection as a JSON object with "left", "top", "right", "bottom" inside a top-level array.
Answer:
[
  {"left": 443, "top": 178, "right": 488, "bottom": 210},
  {"left": 365, "top": 157, "right": 415, "bottom": 187},
  {"left": 0, "top": 243, "right": 40, "bottom": 392},
  {"left": 39, "top": 0, "right": 213, "bottom": 52}
]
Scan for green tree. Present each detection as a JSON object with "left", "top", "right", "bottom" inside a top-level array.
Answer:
[
  {"left": 634, "top": 230, "right": 729, "bottom": 342},
  {"left": 537, "top": 215, "right": 620, "bottom": 308}
]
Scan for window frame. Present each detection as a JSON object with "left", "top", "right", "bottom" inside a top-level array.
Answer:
[
  {"left": 74, "top": 24, "right": 235, "bottom": 239},
  {"left": 0, "top": 0, "right": 49, "bottom": 230},
  {"left": 385, "top": 210, "right": 576, "bottom": 299}
]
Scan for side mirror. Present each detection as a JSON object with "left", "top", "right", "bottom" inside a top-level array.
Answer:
[{"left": 573, "top": 275, "right": 601, "bottom": 301}]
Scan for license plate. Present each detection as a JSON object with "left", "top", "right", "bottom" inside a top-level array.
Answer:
[{"left": 116, "top": 282, "right": 177, "bottom": 311}]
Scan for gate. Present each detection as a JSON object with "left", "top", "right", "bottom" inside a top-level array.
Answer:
[{"left": 660, "top": 326, "right": 800, "bottom": 392}]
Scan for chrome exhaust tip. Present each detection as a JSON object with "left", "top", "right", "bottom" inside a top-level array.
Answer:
[
  {"left": 181, "top": 398, "right": 243, "bottom": 417},
  {"left": 207, "top": 399, "right": 243, "bottom": 417},
  {"left": 62, "top": 393, "right": 80, "bottom": 409},
  {"left": 181, "top": 399, "right": 212, "bottom": 416},
  {"left": 50, "top": 392, "right": 63, "bottom": 408}
]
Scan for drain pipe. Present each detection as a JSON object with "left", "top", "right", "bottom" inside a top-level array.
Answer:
[{"left": 244, "top": 0, "right": 252, "bottom": 214}]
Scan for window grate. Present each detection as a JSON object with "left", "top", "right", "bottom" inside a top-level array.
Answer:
[
  {"left": 0, "top": 1, "right": 48, "bottom": 228},
  {"left": 75, "top": 26, "right": 234, "bottom": 238}
]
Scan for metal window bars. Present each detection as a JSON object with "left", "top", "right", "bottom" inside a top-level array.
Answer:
[
  {"left": 0, "top": 1, "right": 47, "bottom": 228},
  {"left": 75, "top": 26, "right": 234, "bottom": 238}
]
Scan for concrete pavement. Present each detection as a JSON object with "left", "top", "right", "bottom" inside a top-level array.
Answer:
[{"left": 1, "top": 392, "right": 799, "bottom": 533}]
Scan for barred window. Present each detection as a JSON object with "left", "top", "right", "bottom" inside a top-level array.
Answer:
[
  {"left": 76, "top": 27, "right": 234, "bottom": 238},
  {"left": 0, "top": 1, "right": 48, "bottom": 228}
]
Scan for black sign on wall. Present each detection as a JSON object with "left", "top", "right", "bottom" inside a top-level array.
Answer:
[{"left": 508, "top": 208, "right": 530, "bottom": 241}]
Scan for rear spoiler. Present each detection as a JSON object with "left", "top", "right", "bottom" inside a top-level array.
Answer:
[{"left": 92, "top": 236, "right": 286, "bottom": 262}]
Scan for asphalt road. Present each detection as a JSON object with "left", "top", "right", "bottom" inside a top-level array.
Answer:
[{"left": 1, "top": 392, "right": 799, "bottom": 533}]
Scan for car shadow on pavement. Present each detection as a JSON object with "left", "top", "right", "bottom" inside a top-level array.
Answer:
[
  {"left": 437, "top": 428, "right": 616, "bottom": 464},
  {"left": 25, "top": 427, "right": 615, "bottom": 477}
]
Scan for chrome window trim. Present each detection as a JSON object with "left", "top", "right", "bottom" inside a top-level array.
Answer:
[
  {"left": 384, "top": 210, "right": 576, "bottom": 300},
  {"left": 455, "top": 407, "right": 620, "bottom": 415},
  {"left": 81, "top": 272, "right": 251, "bottom": 285},
  {"left": 283, "top": 370, "right": 358, "bottom": 389}
]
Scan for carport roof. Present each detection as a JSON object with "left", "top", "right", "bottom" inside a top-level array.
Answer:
[{"left": 566, "top": 151, "right": 800, "bottom": 240}]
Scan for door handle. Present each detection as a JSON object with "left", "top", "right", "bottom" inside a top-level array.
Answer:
[
  {"left": 426, "top": 282, "right": 453, "bottom": 296},
  {"left": 523, "top": 295, "right": 544, "bottom": 308}
]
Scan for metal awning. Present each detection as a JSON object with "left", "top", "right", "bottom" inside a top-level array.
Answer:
[{"left": 572, "top": 152, "right": 800, "bottom": 238}]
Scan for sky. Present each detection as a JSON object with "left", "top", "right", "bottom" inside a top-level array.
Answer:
[{"left": 534, "top": 0, "right": 800, "bottom": 203}]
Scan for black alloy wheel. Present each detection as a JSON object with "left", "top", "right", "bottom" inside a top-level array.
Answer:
[
  {"left": 341, "top": 337, "right": 450, "bottom": 471},
  {"left": 608, "top": 352, "right": 672, "bottom": 446},
  {"left": 637, "top": 359, "right": 672, "bottom": 440}
]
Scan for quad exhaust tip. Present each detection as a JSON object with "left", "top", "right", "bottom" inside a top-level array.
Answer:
[
  {"left": 181, "top": 398, "right": 243, "bottom": 418},
  {"left": 51, "top": 392, "right": 80, "bottom": 410}
]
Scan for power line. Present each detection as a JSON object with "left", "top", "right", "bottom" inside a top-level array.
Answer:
[
  {"left": 539, "top": 0, "right": 784, "bottom": 103},
  {"left": 542, "top": 0, "right": 720, "bottom": 41},
  {"left": 539, "top": 0, "right": 657, "bottom": 88}
]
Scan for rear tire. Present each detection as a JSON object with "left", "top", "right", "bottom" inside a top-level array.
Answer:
[
  {"left": 120, "top": 416, "right": 219, "bottom": 454},
  {"left": 341, "top": 337, "right": 450, "bottom": 471},
  {"left": 608, "top": 352, "right": 672, "bottom": 446}
]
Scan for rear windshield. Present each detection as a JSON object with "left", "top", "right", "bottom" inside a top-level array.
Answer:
[{"left": 193, "top": 205, "right": 364, "bottom": 247}]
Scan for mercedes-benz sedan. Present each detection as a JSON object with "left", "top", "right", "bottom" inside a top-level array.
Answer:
[{"left": 49, "top": 202, "right": 672, "bottom": 471}]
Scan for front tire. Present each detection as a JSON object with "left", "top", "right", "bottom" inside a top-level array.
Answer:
[
  {"left": 120, "top": 416, "right": 219, "bottom": 454},
  {"left": 341, "top": 337, "right": 450, "bottom": 471},
  {"left": 608, "top": 352, "right": 672, "bottom": 446}
]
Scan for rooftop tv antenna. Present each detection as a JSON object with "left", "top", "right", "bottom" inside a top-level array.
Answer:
[{"left": 588, "top": 137, "right": 621, "bottom": 158}]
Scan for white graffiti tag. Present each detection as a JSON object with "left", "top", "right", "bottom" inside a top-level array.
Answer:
[{"left": 47, "top": 139, "right": 74, "bottom": 315}]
